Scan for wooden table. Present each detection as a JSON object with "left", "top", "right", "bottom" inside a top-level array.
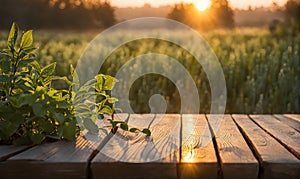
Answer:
[{"left": 1, "top": 114, "right": 300, "bottom": 179}]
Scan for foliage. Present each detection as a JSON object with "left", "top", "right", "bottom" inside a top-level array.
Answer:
[
  {"left": 167, "top": 0, "right": 234, "bottom": 30},
  {"left": 285, "top": 0, "right": 300, "bottom": 31},
  {"left": 13, "top": 28, "right": 300, "bottom": 114},
  {"left": 0, "top": 23, "right": 150, "bottom": 145},
  {"left": 0, "top": 26, "right": 299, "bottom": 115},
  {"left": 0, "top": 0, "right": 116, "bottom": 29},
  {"left": 108, "top": 119, "right": 151, "bottom": 136},
  {"left": 210, "top": 0, "right": 234, "bottom": 28},
  {"left": 91, "top": 1, "right": 116, "bottom": 27}
]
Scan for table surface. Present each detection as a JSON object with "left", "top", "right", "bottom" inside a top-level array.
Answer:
[{"left": 1, "top": 114, "right": 300, "bottom": 179}]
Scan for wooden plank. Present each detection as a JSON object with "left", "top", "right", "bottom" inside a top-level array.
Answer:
[
  {"left": 178, "top": 114, "right": 218, "bottom": 179},
  {"left": 274, "top": 115, "right": 300, "bottom": 132},
  {"left": 84, "top": 113, "right": 129, "bottom": 150},
  {"left": 284, "top": 114, "right": 300, "bottom": 123},
  {"left": 0, "top": 137, "right": 94, "bottom": 179},
  {"left": 0, "top": 114, "right": 125, "bottom": 179},
  {"left": 113, "top": 113, "right": 130, "bottom": 122},
  {"left": 233, "top": 115, "right": 300, "bottom": 178},
  {"left": 0, "top": 145, "right": 30, "bottom": 161},
  {"left": 91, "top": 114, "right": 180, "bottom": 179},
  {"left": 207, "top": 114, "right": 258, "bottom": 179},
  {"left": 250, "top": 115, "right": 300, "bottom": 159}
]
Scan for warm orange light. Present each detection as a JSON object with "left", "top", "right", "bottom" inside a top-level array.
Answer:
[
  {"left": 183, "top": 149, "right": 195, "bottom": 162},
  {"left": 195, "top": 0, "right": 211, "bottom": 11}
]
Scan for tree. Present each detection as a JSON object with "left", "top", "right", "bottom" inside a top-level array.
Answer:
[
  {"left": 167, "top": 0, "right": 234, "bottom": 30},
  {"left": 49, "top": 0, "right": 116, "bottom": 28},
  {"left": 168, "top": 3, "right": 213, "bottom": 29},
  {"left": 285, "top": 0, "right": 300, "bottom": 30},
  {"left": 91, "top": 1, "right": 116, "bottom": 28},
  {"left": 210, "top": 0, "right": 234, "bottom": 28},
  {"left": 0, "top": 0, "right": 116, "bottom": 29},
  {"left": 167, "top": 3, "right": 188, "bottom": 23}
]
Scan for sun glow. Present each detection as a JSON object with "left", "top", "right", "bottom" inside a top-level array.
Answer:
[{"left": 195, "top": 0, "right": 211, "bottom": 11}]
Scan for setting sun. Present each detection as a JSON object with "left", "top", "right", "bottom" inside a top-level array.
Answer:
[{"left": 195, "top": 0, "right": 211, "bottom": 11}]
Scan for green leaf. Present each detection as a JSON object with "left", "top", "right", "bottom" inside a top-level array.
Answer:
[
  {"left": 20, "top": 30, "right": 33, "bottom": 48},
  {"left": 41, "top": 62, "right": 56, "bottom": 77},
  {"left": 120, "top": 122, "right": 128, "bottom": 131},
  {"left": 95, "top": 75, "right": 104, "bottom": 91},
  {"left": 62, "top": 121, "right": 77, "bottom": 140},
  {"left": 103, "top": 75, "right": 118, "bottom": 90},
  {"left": 70, "top": 64, "right": 79, "bottom": 91},
  {"left": 0, "top": 121, "right": 19, "bottom": 140},
  {"left": 73, "top": 91, "right": 97, "bottom": 105},
  {"left": 35, "top": 86, "right": 47, "bottom": 93},
  {"left": 0, "top": 74, "right": 11, "bottom": 83},
  {"left": 32, "top": 101, "right": 47, "bottom": 117},
  {"left": 56, "top": 100, "right": 70, "bottom": 109},
  {"left": 7, "top": 22, "right": 18, "bottom": 48},
  {"left": 0, "top": 104, "right": 23, "bottom": 125},
  {"left": 54, "top": 112, "right": 65, "bottom": 124},
  {"left": 19, "top": 59, "right": 34, "bottom": 67},
  {"left": 108, "top": 119, "right": 117, "bottom": 133},
  {"left": 40, "top": 119, "right": 55, "bottom": 133},
  {"left": 0, "top": 58, "right": 11, "bottom": 73},
  {"left": 29, "top": 133, "right": 45, "bottom": 145},
  {"left": 107, "top": 97, "right": 118, "bottom": 104},
  {"left": 94, "top": 82, "right": 103, "bottom": 92},
  {"left": 49, "top": 76, "right": 72, "bottom": 86},
  {"left": 83, "top": 118, "right": 99, "bottom": 134},
  {"left": 30, "top": 61, "right": 41, "bottom": 73},
  {"left": 142, "top": 128, "right": 151, "bottom": 136},
  {"left": 129, "top": 128, "right": 139, "bottom": 133},
  {"left": 98, "top": 105, "right": 113, "bottom": 115},
  {"left": 74, "top": 103, "right": 90, "bottom": 112},
  {"left": 21, "top": 46, "right": 37, "bottom": 55},
  {"left": 7, "top": 94, "right": 36, "bottom": 108}
]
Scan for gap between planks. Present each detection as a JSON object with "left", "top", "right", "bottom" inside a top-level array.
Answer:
[
  {"left": 86, "top": 113, "right": 131, "bottom": 179},
  {"left": 1, "top": 114, "right": 299, "bottom": 179},
  {"left": 206, "top": 114, "right": 259, "bottom": 179},
  {"left": 0, "top": 145, "right": 33, "bottom": 162},
  {"left": 233, "top": 115, "right": 300, "bottom": 178},
  {"left": 249, "top": 115, "right": 300, "bottom": 160}
]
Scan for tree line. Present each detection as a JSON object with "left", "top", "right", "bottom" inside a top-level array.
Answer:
[
  {"left": 0, "top": 0, "right": 299, "bottom": 30},
  {"left": 0, "top": 0, "right": 116, "bottom": 29},
  {"left": 167, "top": 0, "right": 234, "bottom": 30}
]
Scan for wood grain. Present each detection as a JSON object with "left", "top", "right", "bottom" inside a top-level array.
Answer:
[
  {"left": 0, "top": 145, "right": 30, "bottom": 161},
  {"left": 207, "top": 114, "right": 258, "bottom": 179},
  {"left": 284, "top": 114, "right": 300, "bottom": 123},
  {"left": 274, "top": 114, "right": 300, "bottom": 132},
  {"left": 0, "top": 114, "right": 119, "bottom": 179},
  {"left": 91, "top": 114, "right": 180, "bottom": 179},
  {"left": 1, "top": 114, "right": 299, "bottom": 178},
  {"left": 178, "top": 114, "right": 218, "bottom": 179},
  {"left": 233, "top": 115, "right": 300, "bottom": 178},
  {"left": 250, "top": 115, "right": 300, "bottom": 159}
]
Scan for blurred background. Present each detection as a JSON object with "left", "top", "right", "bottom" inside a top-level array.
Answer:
[
  {"left": 0, "top": 0, "right": 298, "bottom": 31},
  {"left": 0, "top": 0, "right": 299, "bottom": 114}
]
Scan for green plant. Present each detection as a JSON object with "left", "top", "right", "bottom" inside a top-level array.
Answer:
[
  {"left": 3, "top": 28, "right": 298, "bottom": 114},
  {"left": 0, "top": 23, "right": 151, "bottom": 145},
  {"left": 108, "top": 119, "right": 151, "bottom": 136}
]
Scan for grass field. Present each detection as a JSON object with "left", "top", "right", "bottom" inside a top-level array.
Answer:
[{"left": 0, "top": 28, "right": 299, "bottom": 114}]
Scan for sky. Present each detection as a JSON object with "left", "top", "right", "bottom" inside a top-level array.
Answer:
[{"left": 110, "top": 0, "right": 287, "bottom": 9}]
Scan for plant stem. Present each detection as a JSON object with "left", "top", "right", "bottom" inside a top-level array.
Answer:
[{"left": 9, "top": 53, "right": 20, "bottom": 96}]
